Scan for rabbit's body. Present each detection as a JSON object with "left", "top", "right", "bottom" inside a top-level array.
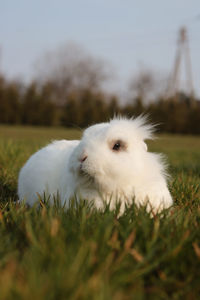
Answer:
[
  {"left": 18, "top": 140, "right": 79, "bottom": 206},
  {"left": 18, "top": 117, "right": 173, "bottom": 212}
]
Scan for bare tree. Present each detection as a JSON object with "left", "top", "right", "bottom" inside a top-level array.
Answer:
[
  {"left": 34, "top": 42, "right": 112, "bottom": 105},
  {"left": 129, "top": 67, "right": 167, "bottom": 104}
]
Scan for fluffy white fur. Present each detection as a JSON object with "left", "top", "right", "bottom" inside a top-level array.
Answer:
[{"left": 18, "top": 116, "right": 173, "bottom": 213}]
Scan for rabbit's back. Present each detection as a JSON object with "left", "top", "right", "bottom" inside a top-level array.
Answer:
[{"left": 18, "top": 140, "right": 79, "bottom": 205}]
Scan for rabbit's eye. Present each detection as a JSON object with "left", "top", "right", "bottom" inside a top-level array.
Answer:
[
  {"left": 112, "top": 141, "right": 121, "bottom": 151},
  {"left": 110, "top": 139, "right": 127, "bottom": 152}
]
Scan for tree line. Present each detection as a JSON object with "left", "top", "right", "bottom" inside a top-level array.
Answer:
[
  {"left": 0, "top": 43, "right": 200, "bottom": 134},
  {"left": 0, "top": 73, "right": 200, "bottom": 134}
]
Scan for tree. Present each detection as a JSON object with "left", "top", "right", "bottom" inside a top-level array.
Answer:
[
  {"left": 34, "top": 42, "right": 112, "bottom": 105},
  {"left": 0, "top": 76, "right": 21, "bottom": 124},
  {"left": 129, "top": 67, "right": 166, "bottom": 104}
]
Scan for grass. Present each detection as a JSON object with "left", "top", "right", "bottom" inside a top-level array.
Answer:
[{"left": 0, "top": 125, "right": 200, "bottom": 299}]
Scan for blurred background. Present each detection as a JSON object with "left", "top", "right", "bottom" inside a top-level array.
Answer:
[{"left": 0, "top": 0, "right": 200, "bottom": 133}]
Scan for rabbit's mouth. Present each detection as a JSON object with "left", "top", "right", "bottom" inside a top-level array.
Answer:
[
  {"left": 78, "top": 166, "right": 96, "bottom": 184},
  {"left": 78, "top": 164, "right": 110, "bottom": 193}
]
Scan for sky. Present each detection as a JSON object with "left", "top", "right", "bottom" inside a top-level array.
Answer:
[{"left": 0, "top": 0, "right": 200, "bottom": 97}]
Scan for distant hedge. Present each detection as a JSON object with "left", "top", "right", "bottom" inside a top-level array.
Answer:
[{"left": 0, "top": 75, "right": 199, "bottom": 134}]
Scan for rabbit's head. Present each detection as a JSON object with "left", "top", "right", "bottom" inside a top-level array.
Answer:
[{"left": 70, "top": 116, "right": 155, "bottom": 194}]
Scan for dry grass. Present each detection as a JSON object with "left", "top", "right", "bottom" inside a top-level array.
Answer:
[{"left": 0, "top": 125, "right": 199, "bottom": 299}]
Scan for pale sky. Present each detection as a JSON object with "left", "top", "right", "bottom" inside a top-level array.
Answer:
[{"left": 0, "top": 0, "right": 200, "bottom": 97}]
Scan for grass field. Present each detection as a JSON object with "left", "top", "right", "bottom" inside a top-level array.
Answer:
[{"left": 0, "top": 125, "right": 200, "bottom": 299}]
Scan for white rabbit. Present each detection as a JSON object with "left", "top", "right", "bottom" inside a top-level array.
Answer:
[{"left": 18, "top": 116, "right": 173, "bottom": 213}]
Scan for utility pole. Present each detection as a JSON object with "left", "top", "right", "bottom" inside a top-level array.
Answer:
[{"left": 167, "top": 26, "right": 194, "bottom": 102}]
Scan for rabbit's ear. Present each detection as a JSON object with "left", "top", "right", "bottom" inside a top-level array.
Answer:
[{"left": 142, "top": 141, "right": 148, "bottom": 151}]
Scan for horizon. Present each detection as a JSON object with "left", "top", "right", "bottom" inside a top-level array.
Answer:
[{"left": 0, "top": 0, "right": 200, "bottom": 98}]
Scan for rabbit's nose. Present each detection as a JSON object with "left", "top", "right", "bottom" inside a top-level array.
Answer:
[{"left": 79, "top": 155, "right": 88, "bottom": 163}]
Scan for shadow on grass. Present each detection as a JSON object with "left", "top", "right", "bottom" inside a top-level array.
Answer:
[{"left": 0, "top": 177, "right": 17, "bottom": 203}]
